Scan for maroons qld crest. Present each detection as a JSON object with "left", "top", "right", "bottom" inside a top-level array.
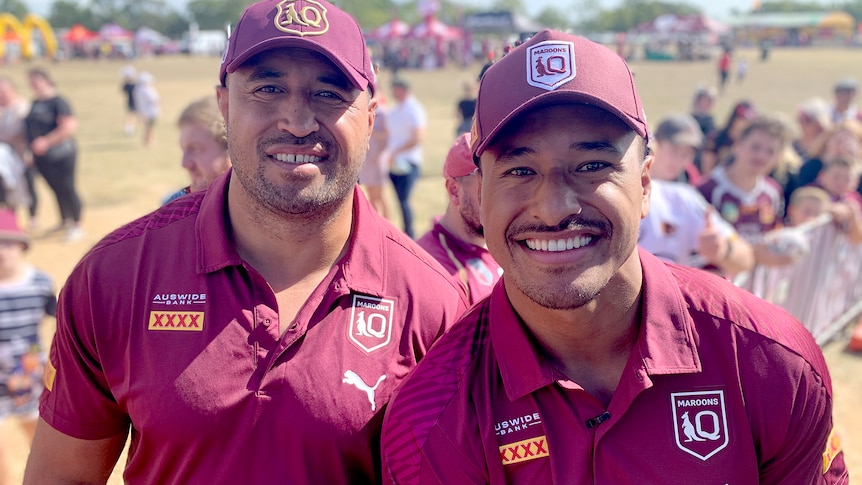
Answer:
[
  {"left": 348, "top": 295, "right": 394, "bottom": 353},
  {"left": 671, "top": 390, "right": 729, "bottom": 461}
]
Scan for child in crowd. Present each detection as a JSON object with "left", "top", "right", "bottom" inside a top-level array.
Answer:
[
  {"left": 133, "top": 71, "right": 160, "bottom": 147},
  {"left": 785, "top": 185, "right": 832, "bottom": 227},
  {"left": 120, "top": 66, "right": 138, "bottom": 136},
  {"left": 813, "top": 157, "right": 862, "bottom": 243},
  {"left": 0, "top": 209, "right": 55, "bottom": 484}
]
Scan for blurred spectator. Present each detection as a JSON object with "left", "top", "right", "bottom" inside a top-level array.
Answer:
[
  {"left": 798, "top": 120, "right": 862, "bottom": 192},
  {"left": 652, "top": 113, "right": 703, "bottom": 184},
  {"left": 358, "top": 66, "right": 390, "bottom": 219},
  {"left": 120, "top": 66, "right": 139, "bottom": 137},
  {"left": 830, "top": 77, "right": 862, "bottom": 123},
  {"left": 454, "top": 79, "right": 476, "bottom": 136},
  {"left": 416, "top": 133, "right": 501, "bottom": 305},
  {"left": 133, "top": 72, "right": 160, "bottom": 147},
  {"left": 785, "top": 185, "right": 831, "bottom": 227},
  {"left": 793, "top": 97, "right": 832, "bottom": 159},
  {"left": 0, "top": 208, "right": 56, "bottom": 485},
  {"left": 24, "top": 68, "right": 83, "bottom": 242},
  {"left": 162, "top": 96, "right": 231, "bottom": 205},
  {"left": 717, "top": 48, "right": 731, "bottom": 93},
  {"left": 811, "top": 158, "right": 862, "bottom": 244},
  {"left": 700, "top": 99, "right": 756, "bottom": 175},
  {"left": 0, "top": 78, "right": 32, "bottom": 217},
  {"left": 383, "top": 77, "right": 426, "bottom": 239}
]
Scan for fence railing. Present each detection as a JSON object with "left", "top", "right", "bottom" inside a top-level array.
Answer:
[{"left": 734, "top": 215, "right": 862, "bottom": 345}]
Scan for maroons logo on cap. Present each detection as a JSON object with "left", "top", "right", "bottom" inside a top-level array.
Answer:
[
  {"left": 275, "top": 0, "right": 329, "bottom": 36},
  {"left": 526, "top": 40, "right": 575, "bottom": 91}
]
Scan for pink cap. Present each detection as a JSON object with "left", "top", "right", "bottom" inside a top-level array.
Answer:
[
  {"left": 471, "top": 30, "right": 648, "bottom": 159},
  {"left": 443, "top": 132, "right": 476, "bottom": 178},
  {"left": 219, "top": 0, "right": 375, "bottom": 94},
  {"left": 0, "top": 209, "right": 28, "bottom": 249}
]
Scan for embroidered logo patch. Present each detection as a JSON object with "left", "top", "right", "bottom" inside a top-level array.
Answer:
[
  {"left": 526, "top": 40, "right": 575, "bottom": 91},
  {"left": 499, "top": 436, "right": 549, "bottom": 465},
  {"left": 671, "top": 390, "right": 729, "bottom": 461},
  {"left": 822, "top": 427, "right": 842, "bottom": 474},
  {"left": 148, "top": 311, "right": 204, "bottom": 331},
  {"left": 348, "top": 295, "right": 394, "bottom": 353},
  {"left": 274, "top": 0, "right": 328, "bottom": 36}
]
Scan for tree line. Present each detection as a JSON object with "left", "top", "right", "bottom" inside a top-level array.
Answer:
[{"left": 1, "top": 0, "right": 861, "bottom": 40}]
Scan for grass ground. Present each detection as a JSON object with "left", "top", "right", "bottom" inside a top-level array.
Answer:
[{"left": 1, "top": 44, "right": 860, "bottom": 482}]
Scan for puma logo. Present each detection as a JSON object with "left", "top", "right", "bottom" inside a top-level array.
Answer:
[
  {"left": 342, "top": 370, "right": 386, "bottom": 411},
  {"left": 681, "top": 411, "right": 706, "bottom": 442}
]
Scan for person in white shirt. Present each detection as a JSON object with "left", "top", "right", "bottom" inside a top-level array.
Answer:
[{"left": 639, "top": 114, "right": 754, "bottom": 277}]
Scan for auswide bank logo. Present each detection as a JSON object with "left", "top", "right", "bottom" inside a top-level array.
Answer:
[
  {"left": 671, "top": 390, "right": 729, "bottom": 461},
  {"left": 348, "top": 295, "right": 394, "bottom": 353}
]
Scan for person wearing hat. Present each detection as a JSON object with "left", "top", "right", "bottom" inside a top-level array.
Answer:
[
  {"left": 0, "top": 208, "right": 55, "bottom": 485},
  {"left": 416, "top": 132, "right": 502, "bottom": 305},
  {"left": 381, "top": 30, "right": 846, "bottom": 483},
  {"left": 640, "top": 114, "right": 754, "bottom": 277},
  {"left": 831, "top": 77, "right": 862, "bottom": 124},
  {"left": 24, "top": 1, "right": 467, "bottom": 483}
]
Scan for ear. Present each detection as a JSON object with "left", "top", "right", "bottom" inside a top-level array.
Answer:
[
  {"left": 216, "top": 85, "right": 229, "bottom": 123},
  {"left": 641, "top": 154, "right": 653, "bottom": 219},
  {"left": 445, "top": 177, "right": 460, "bottom": 206}
]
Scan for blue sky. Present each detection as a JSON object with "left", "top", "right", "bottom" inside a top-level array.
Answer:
[{"left": 26, "top": 0, "right": 828, "bottom": 22}]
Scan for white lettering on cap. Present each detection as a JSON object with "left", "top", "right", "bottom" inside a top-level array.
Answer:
[{"left": 526, "top": 40, "right": 576, "bottom": 91}]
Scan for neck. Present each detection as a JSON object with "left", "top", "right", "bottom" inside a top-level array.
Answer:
[
  {"left": 724, "top": 163, "right": 760, "bottom": 192},
  {"left": 228, "top": 179, "right": 354, "bottom": 292}
]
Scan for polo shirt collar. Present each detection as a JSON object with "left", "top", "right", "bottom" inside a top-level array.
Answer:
[
  {"left": 195, "top": 173, "right": 387, "bottom": 296},
  {"left": 491, "top": 248, "right": 701, "bottom": 402}
]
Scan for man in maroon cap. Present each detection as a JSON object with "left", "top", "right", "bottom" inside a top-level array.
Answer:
[
  {"left": 416, "top": 133, "right": 502, "bottom": 305},
  {"left": 24, "top": 1, "right": 467, "bottom": 483},
  {"left": 381, "top": 30, "right": 847, "bottom": 484}
]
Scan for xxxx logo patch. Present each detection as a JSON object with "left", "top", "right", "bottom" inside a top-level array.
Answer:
[
  {"left": 499, "top": 436, "right": 549, "bottom": 465},
  {"left": 148, "top": 311, "right": 204, "bottom": 331}
]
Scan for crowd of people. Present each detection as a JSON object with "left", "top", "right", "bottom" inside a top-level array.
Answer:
[{"left": 0, "top": 0, "right": 855, "bottom": 482}]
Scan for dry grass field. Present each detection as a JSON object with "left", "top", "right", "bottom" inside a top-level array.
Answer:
[{"left": 1, "top": 44, "right": 861, "bottom": 482}]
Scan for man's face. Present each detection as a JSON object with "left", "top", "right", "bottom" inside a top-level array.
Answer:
[
  {"left": 455, "top": 171, "right": 483, "bottom": 238},
  {"left": 478, "top": 103, "right": 650, "bottom": 310},
  {"left": 179, "top": 123, "right": 231, "bottom": 193},
  {"left": 217, "top": 48, "right": 374, "bottom": 216}
]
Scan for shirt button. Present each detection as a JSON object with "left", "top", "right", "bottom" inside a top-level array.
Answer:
[
  {"left": 289, "top": 324, "right": 297, "bottom": 330},
  {"left": 262, "top": 319, "right": 271, "bottom": 327}
]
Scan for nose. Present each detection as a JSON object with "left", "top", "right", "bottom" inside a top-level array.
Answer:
[
  {"left": 531, "top": 169, "right": 582, "bottom": 226},
  {"left": 277, "top": 95, "right": 320, "bottom": 138},
  {"left": 181, "top": 152, "right": 195, "bottom": 170}
]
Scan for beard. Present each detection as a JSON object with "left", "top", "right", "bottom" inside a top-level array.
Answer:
[
  {"left": 459, "top": 194, "right": 484, "bottom": 239},
  {"left": 227, "top": 128, "right": 364, "bottom": 217}
]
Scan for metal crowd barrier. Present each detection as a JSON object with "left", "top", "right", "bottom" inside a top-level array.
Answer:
[{"left": 734, "top": 215, "right": 862, "bottom": 345}]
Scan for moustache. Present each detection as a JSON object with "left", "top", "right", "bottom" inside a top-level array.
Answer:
[{"left": 506, "top": 216, "right": 610, "bottom": 239}]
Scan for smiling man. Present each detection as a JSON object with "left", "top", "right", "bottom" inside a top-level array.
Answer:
[
  {"left": 24, "top": 1, "right": 466, "bottom": 483},
  {"left": 381, "top": 30, "right": 847, "bottom": 484}
]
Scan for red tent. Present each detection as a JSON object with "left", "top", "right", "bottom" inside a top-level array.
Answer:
[
  {"left": 409, "top": 18, "right": 462, "bottom": 40},
  {"left": 62, "top": 24, "right": 98, "bottom": 43},
  {"left": 369, "top": 19, "right": 410, "bottom": 40}
]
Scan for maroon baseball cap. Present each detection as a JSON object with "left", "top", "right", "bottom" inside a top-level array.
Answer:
[
  {"left": 471, "top": 30, "right": 648, "bottom": 160},
  {"left": 219, "top": 0, "right": 375, "bottom": 94},
  {"left": 444, "top": 132, "right": 476, "bottom": 178}
]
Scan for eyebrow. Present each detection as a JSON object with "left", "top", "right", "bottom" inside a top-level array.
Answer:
[
  {"left": 245, "top": 65, "right": 353, "bottom": 91},
  {"left": 496, "top": 139, "right": 622, "bottom": 162}
]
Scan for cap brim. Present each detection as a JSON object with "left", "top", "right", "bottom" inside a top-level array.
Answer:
[
  {"left": 221, "top": 37, "right": 370, "bottom": 94},
  {"left": 473, "top": 91, "right": 648, "bottom": 159}
]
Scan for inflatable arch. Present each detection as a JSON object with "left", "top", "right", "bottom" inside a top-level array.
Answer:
[{"left": 0, "top": 13, "right": 58, "bottom": 59}]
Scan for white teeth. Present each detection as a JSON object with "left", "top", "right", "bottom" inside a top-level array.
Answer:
[
  {"left": 275, "top": 153, "right": 321, "bottom": 164},
  {"left": 525, "top": 236, "right": 592, "bottom": 252}
]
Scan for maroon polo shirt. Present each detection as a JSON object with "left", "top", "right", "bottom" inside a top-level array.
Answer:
[
  {"left": 416, "top": 219, "right": 502, "bottom": 306},
  {"left": 40, "top": 171, "right": 468, "bottom": 484},
  {"left": 381, "top": 249, "right": 847, "bottom": 484}
]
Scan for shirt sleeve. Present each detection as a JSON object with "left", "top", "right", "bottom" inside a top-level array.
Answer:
[
  {"left": 39, "top": 261, "right": 130, "bottom": 440},
  {"left": 757, "top": 360, "right": 848, "bottom": 484},
  {"left": 54, "top": 96, "right": 74, "bottom": 118}
]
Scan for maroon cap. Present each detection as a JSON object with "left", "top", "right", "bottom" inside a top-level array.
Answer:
[
  {"left": 471, "top": 30, "right": 648, "bottom": 159},
  {"left": 219, "top": 0, "right": 375, "bottom": 94},
  {"left": 444, "top": 132, "right": 476, "bottom": 178}
]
